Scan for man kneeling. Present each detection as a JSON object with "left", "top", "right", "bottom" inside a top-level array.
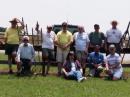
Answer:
[
  {"left": 16, "top": 36, "right": 35, "bottom": 76},
  {"left": 105, "top": 44, "right": 123, "bottom": 80},
  {"left": 88, "top": 45, "right": 105, "bottom": 77},
  {"left": 62, "top": 51, "right": 86, "bottom": 82}
]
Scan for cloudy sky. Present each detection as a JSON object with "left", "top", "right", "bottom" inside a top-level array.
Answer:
[{"left": 0, "top": 0, "right": 130, "bottom": 33}]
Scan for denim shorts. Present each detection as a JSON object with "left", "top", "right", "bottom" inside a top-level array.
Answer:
[{"left": 42, "top": 48, "right": 54, "bottom": 60}]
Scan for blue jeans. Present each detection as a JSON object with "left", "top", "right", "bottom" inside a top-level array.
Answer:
[{"left": 68, "top": 70, "right": 82, "bottom": 80}]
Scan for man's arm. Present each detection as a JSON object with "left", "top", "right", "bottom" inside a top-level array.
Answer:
[
  {"left": 85, "top": 35, "right": 90, "bottom": 53},
  {"left": 62, "top": 61, "right": 68, "bottom": 76},
  {"left": 16, "top": 45, "right": 21, "bottom": 63},
  {"left": 16, "top": 18, "right": 24, "bottom": 30},
  {"left": 67, "top": 35, "right": 73, "bottom": 47}
]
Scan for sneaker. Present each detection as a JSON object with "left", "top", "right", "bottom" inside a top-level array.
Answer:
[
  {"left": 78, "top": 77, "right": 86, "bottom": 82},
  {"left": 87, "top": 73, "right": 93, "bottom": 77},
  {"left": 83, "top": 77, "right": 87, "bottom": 80}
]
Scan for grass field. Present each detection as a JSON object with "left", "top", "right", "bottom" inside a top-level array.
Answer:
[
  {"left": 0, "top": 51, "right": 130, "bottom": 97},
  {"left": 0, "top": 65, "right": 130, "bottom": 97}
]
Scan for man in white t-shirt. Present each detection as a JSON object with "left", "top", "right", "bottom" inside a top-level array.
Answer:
[
  {"left": 105, "top": 20, "right": 122, "bottom": 55},
  {"left": 41, "top": 25, "right": 56, "bottom": 76},
  {"left": 73, "top": 26, "right": 90, "bottom": 76},
  {"left": 105, "top": 44, "right": 123, "bottom": 80}
]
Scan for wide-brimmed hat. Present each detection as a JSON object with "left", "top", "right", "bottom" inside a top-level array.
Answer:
[{"left": 9, "top": 18, "right": 18, "bottom": 23}]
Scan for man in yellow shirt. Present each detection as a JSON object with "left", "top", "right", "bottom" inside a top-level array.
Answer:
[
  {"left": 4, "top": 18, "right": 24, "bottom": 74},
  {"left": 55, "top": 22, "right": 73, "bottom": 76}
]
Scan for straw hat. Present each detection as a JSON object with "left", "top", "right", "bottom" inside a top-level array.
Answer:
[{"left": 9, "top": 18, "right": 18, "bottom": 24}]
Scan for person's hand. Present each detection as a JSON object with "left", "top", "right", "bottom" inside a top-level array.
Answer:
[
  {"left": 16, "top": 61, "right": 22, "bottom": 65},
  {"left": 15, "top": 18, "right": 21, "bottom": 23},
  {"left": 80, "top": 69, "right": 83, "bottom": 74},
  {"left": 62, "top": 44, "right": 68, "bottom": 49},
  {"left": 58, "top": 44, "right": 64, "bottom": 49},
  {"left": 105, "top": 45, "right": 108, "bottom": 52},
  {"left": 105, "top": 69, "right": 111, "bottom": 74},
  {"left": 58, "top": 44, "right": 68, "bottom": 50},
  {"left": 94, "top": 64, "right": 99, "bottom": 68},
  {"left": 29, "top": 61, "right": 32, "bottom": 66}
]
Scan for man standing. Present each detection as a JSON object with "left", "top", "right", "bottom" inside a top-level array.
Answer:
[
  {"left": 41, "top": 25, "right": 56, "bottom": 76},
  {"left": 55, "top": 22, "right": 73, "bottom": 76},
  {"left": 4, "top": 18, "right": 24, "bottom": 74},
  {"left": 89, "top": 24, "right": 105, "bottom": 52},
  {"left": 16, "top": 36, "right": 35, "bottom": 75},
  {"left": 105, "top": 20, "right": 122, "bottom": 55},
  {"left": 73, "top": 26, "right": 90, "bottom": 76}
]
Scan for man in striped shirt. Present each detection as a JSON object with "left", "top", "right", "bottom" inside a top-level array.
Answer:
[{"left": 105, "top": 44, "right": 123, "bottom": 80}]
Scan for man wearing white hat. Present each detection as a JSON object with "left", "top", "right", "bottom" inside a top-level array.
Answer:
[
  {"left": 105, "top": 20, "right": 122, "bottom": 55},
  {"left": 105, "top": 44, "right": 123, "bottom": 80},
  {"left": 16, "top": 36, "right": 35, "bottom": 75}
]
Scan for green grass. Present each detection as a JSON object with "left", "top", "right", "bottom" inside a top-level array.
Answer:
[
  {"left": 0, "top": 52, "right": 130, "bottom": 97},
  {"left": 0, "top": 65, "right": 130, "bottom": 97},
  {"left": 0, "top": 52, "right": 7, "bottom": 60}
]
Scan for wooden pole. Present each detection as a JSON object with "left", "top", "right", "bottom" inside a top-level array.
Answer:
[{"left": 121, "top": 21, "right": 130, "bottom": 64}]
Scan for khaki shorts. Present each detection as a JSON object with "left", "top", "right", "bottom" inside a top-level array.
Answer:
[{"left": 56, "top": 47, "right": 69, "bottom": 63}]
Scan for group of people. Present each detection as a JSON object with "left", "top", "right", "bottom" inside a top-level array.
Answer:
[{"left": 3, "top": 18, "right": 123, "bottom": 82}]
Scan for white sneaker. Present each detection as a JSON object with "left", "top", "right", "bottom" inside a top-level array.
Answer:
[
  {"left": 83, "top": 77, "right": 87, "bottom": 80},
  {"left": 78, "top": 77, "right": 86, "bottom": 82}
]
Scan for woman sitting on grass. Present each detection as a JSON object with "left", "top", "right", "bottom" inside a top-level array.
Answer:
[{"left": 62, "top": 51, "right": 86, "bottom": 82}]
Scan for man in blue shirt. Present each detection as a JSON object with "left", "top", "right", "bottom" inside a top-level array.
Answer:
[
  {"left": 16, "top": 36, "right": 35, "bottom": 76},
  {"left": 88, "top": 45, "right": 105, "bottom": 77}
]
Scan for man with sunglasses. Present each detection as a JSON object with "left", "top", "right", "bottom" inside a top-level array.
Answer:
[{"left": 41, "top": 25, "right": 56, "bottom": 76}]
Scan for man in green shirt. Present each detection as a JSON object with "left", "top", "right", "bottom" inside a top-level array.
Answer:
[{"left": 89, "top": 24, "right": 105, "bottom": 52}]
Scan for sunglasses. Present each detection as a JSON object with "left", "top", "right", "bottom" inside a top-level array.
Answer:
[{"left": 23, "top": 39, "right": 28, "bottom": 41}]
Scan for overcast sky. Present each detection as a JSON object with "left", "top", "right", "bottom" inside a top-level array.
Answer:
[{"left": 0, "top": 0, "right": 130, "bottom": 33}]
